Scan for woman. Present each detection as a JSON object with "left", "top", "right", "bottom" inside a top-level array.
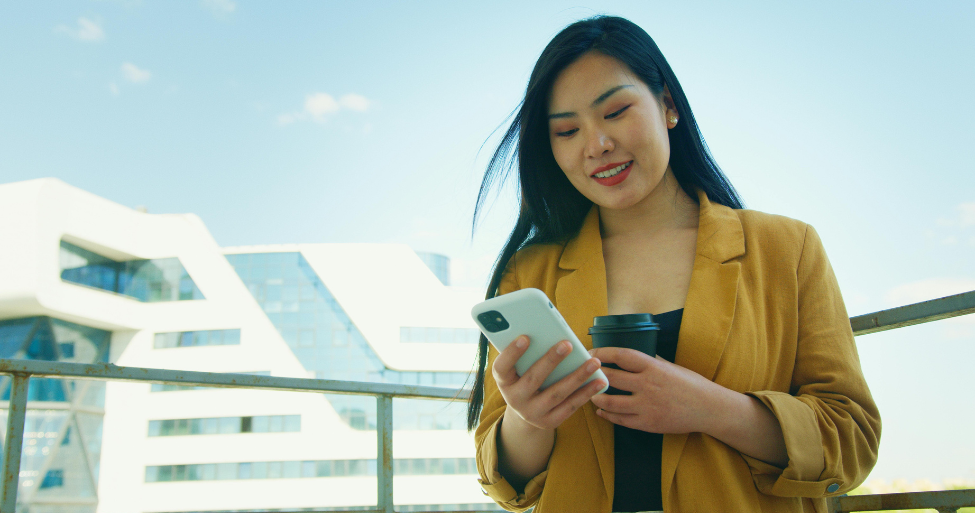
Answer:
[{"left": 467, "top": 15, "right": 881, "bottom": 513}]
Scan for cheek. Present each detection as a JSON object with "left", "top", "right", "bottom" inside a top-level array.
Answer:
[{"left": 549, "top": 141, "right": 578, "bottom": 179}]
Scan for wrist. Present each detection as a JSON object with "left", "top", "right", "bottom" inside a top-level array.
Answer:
[
  {"left": 501, "top": 408, "right": 552, "bottom": 437},
  {"left": 697, "top": 382, "right": 745, "bottom": 440}
]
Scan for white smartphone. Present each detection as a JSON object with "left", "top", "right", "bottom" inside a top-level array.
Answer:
[{"left": 471, "top": 288, "right": 608, "bottom": 394}]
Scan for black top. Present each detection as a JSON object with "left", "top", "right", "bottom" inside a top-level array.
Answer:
[{"left": 612, "top": 308, "right": 683, "bottom": 513}]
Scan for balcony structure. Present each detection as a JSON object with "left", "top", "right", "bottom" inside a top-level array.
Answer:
[{"left": 1, "top": 178, "right": 972, "bottom": 513}]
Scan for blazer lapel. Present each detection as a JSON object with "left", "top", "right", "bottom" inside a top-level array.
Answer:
[
  {"left": 554, "top": 206, "right": 615, "bottom": 504},
  {"left": 661, "top": 191, "right": 745, "bottom": 505}
]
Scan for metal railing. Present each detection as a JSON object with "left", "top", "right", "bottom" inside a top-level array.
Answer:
[
  {"left": 0, "top": 289, "right": 973, "bottom": 513},
  {"left": 0, "top": 360, "right": 474, "bottom": 513}
]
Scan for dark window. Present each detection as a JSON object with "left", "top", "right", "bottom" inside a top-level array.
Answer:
[{"left": 40, "top": 469, "right": 63, "bottom": 489}]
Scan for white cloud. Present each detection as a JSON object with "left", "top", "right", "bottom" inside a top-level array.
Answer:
[
  {"left": 304, "top": 93, "right": 340, "bottom": 120},
  {"left": 339, "top": 93, "right": 371, "bottom": 112},
  {"left": 56, "top": 17, "right": 105, "bottom": 42},
  {"left": 959, "top": 203, "right": 975, "bottom": 227},
  {"left": 884, "top": 278, "right": 975, "bottom": 307},
  {"left": 278, "top": 92, "right": 372, "bottom": 126},
  {"left": 937, "top": 202, "right": 975, "bottom": 228},
  {"left": 121, "top": 63, "right": 151, "bottom": 83},
  {"left": 203, "top": 0, "right": 236, "bottom": 14}
]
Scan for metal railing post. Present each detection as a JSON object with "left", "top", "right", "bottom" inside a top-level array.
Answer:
[
  {"left": 376, "top": 394, "right": 393, "bottom": 513},
  {"left": 1, "top": 375, "right": 30, "bottom": 513}
]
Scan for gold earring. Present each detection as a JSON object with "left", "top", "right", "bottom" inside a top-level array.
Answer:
[{"left": 669, "top": 115, "right": 678, "bottom": 125}]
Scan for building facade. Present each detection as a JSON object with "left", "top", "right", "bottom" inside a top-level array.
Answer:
[{"left": 0, "top": 179, "right": 500, "bottom": 512}]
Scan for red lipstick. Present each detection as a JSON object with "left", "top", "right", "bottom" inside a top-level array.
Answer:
[{"left": 590, "top": 161, "right": 632, "bottom": 187}]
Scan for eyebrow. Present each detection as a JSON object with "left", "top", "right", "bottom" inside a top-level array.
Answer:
[{"left": 548, "top": 85, "right": 633, "bottom": 120}]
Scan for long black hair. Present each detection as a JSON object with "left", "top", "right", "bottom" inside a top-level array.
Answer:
[{"left": 467, "top": 16, "right": 744, "bottom": 430}]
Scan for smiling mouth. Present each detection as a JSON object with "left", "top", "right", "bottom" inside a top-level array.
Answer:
[{"left": 592, "top": 161, "right": 632, "bottom": 179}]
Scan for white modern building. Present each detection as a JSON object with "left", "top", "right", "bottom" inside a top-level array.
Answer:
[{"left": 0, "top": 178, "right": 501, "bottom": 512}]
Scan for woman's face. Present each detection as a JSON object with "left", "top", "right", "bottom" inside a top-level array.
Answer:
[{"left": 547, "top": 51, "right": 678, "bottom": 212}]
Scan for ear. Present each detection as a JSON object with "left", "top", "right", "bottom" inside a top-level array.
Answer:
[{"left": 661, "top": 85, "right": 679, "bottom": 129}]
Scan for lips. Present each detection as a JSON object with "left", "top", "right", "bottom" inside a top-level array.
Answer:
[{"left": 590, "top": 160, "right": 632, "bottom": 187}]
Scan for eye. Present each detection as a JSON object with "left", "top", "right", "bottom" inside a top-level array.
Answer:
[
  {"left": 554, "top": 128, "right": 578, "bottom": 137},
  {"left": 605, "top": 105, "right": 630, "bottom": 119}
]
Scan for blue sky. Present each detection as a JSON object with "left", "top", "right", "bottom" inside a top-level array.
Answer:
[{"left": 2, "top": 1, "right": 974, "bottom": 485}]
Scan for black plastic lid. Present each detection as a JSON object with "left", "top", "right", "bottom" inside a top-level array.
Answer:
[{"left": 588, "top": 313, "right": 659, "bottom": 334}]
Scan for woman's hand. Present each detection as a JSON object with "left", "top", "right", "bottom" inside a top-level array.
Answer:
[
  {"left": 589, "top": 347, "right": 719, "bottom": 434},
  {"left": 589, "top": 346, "right": 788, "bottom": 467},
  {"left": 492, "top": 335, "right": 606, "bottom": 430},
  {"left": 492, "top": 335, "right": 607, "bottom": 490}
]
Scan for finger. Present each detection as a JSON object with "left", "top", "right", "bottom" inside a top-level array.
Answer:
[
  {"left": 545, "top": 375, "right": 607, "bottom": 424},
  {"left": 491, "top": 335, "right": 530, "bottom": 386},
  {"left": 590, "top": 390, "right": 634, "bottom": 414},
  {"left": 599, "top": 366, "right": 640, "bottom": 392},
  {"left": 595, "top": 407, "right": 639, "bottom": 428},
  {"left": 536, "top": 357, "right": 602, "bottom": 409},
  {"left": 589, "top": 347, "right": 654, "bottom": 373},
  {"left": 518, "top": 339, "right": 574, "bottom": 392}
]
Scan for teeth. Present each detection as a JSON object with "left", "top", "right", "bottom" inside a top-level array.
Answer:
[{"left": 594, "top": 162, "right": 630, "bottom": 179}]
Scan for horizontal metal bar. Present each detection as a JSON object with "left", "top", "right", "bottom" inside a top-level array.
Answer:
[
  {"left": 851, "top": 290, "right": 975, "bottom": 336},
  {"left": 0, "top": 402, "right": 103, "bottom": 414},
  {"left": 0, "top": 360, "right": 472, "bottom": 401},
  {"left": 20, "top": 497, "right": 99, "bottom": 505},
  {"left": 831, "top": 489, "right": 975, "bottom": 511}
]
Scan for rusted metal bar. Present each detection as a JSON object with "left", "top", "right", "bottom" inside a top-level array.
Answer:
[
  {"left": 851, "top": 290, "right": 975, "bottom": 336},
  {"left": 376, "top": 394, "right": 394, "bottom": 513},
  {"left": 0, "top": 359, "right": 472, "bottom": 401},
  {"left": 1, "top": 375, "right": 30, "bottom": 513},
  {"left": 830, "top": 489, "right": 975, "bottom": 512}
]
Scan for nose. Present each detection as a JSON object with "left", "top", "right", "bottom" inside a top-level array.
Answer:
[{"left": 585, "top": 130, "right": 614, "bottom": 158}]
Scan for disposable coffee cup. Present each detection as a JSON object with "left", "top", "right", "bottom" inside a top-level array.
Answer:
[{"left": 588, "top": 313, "right": 659, "bottom": 395}]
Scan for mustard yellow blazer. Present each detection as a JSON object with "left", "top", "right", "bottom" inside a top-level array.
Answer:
[{"left": 475, "top": 191, "right": 881, "bottom": 513}]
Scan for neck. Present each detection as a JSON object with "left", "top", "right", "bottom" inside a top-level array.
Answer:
[{"left": 598, "top": 168, "right": 699, "bottom": 239}]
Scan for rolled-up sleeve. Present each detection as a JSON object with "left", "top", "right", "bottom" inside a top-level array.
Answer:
[
  {"left": 743, "top": 225, "right": 881, "bottom": 497},
  {"left": 476, "top": 416, "right": 548, "bottom": 510}
]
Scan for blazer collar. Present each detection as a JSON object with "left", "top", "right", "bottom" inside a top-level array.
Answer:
[
  {"left": 558, "top": 205, "right": 602, "bottom": 271},
  {"left": 694, "top": 189, "right": 745, "bottom": 264}
]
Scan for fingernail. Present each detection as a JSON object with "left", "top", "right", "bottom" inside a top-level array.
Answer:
[
  {"left": 588, "top": 349, "right": 595, "bottom": 356},
  {"left": 515, "top": 337, "right": 527, "bottom": 349},
  {"left": 556, "top": 341, "right": 569, "bottom": 355},
  {"left": 586, "top": 360, "right": 598, "bottom": 372}
]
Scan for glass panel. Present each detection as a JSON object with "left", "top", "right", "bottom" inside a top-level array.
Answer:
[
  {"left": 59, "top": 241, "right": 204, "bottom": 302},
  {"left": 216, "top": 462, "right": 236, "bottom": 480},
  {"left": 266, "top": 461, "right": 281, "bottom": 479},
  {"left": 219, "top": 417, "right": 240, "bottom": 434},
  {"left": 283, "top": 460, "right": 300, "bottom": 478},
  {"left": 284, "top": 415, "right": 300, "bottom": 432},
  {"left": 32, "top": 415, "right": 96, "bottom": 500},
  {"left": 251, "top": 461, "right": 267, "bottom": 479},
  {"left": 0, "top": 317, "right": 35, "bottom": 357},
  {"left": 223, "top": 329, "right": 240, "bottom": 345},
  {"left": 269, "top": 415, "right": 283, "bottom": 432}
]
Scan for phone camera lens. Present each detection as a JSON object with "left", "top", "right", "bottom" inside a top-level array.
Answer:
[{"left": 477, "top": 311, "right": 510, "bottom": 333}]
